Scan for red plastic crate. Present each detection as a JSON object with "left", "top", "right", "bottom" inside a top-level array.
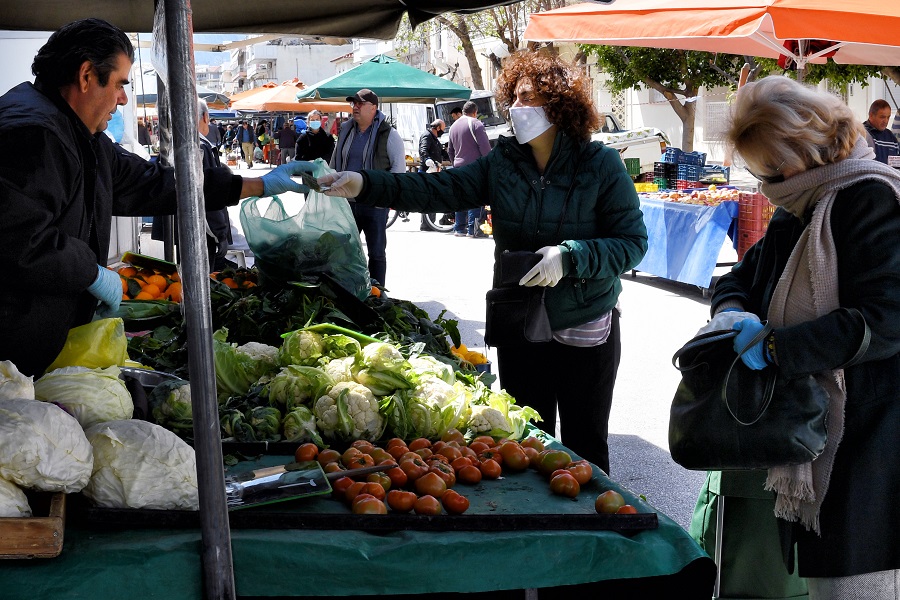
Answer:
[
  {"left": 737, "top": 192, "right": 776, "bottom": 260},
  {"left": 676, "top": 179, "right": 700, "bottom": 190}
]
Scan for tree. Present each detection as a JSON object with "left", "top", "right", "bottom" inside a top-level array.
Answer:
[{"left": 580, "top": 46, "right": 746, "bottom": 151}]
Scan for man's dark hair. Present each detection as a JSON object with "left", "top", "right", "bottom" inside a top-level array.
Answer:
[
  {"left": 462, "top": 101, "right": 478, "bottom": 115},
  {"left": 451, "top": 106, "right": 463, "bottom": 115},
  {"left": 32, "top": 18, "right": 134, "bottom": 89}
]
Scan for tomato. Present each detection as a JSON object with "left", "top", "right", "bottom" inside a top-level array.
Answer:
[
  {"left": 522, "top": 446, "right": 540, "bottom": 466},
  {"left": 499, "top": 442, "right": 529, "bottom": 471},
  {"left": 344, "top": 481, "right": 368, "bottom": 504},
  {"left": 427, "top": 453, "right": 449, "bottom": 465},
  {"left": 537, "top": 450, "right": 572, "bottom": 477},
  {"left": 346, "top": 454, "right": 376, "bottom": 470},
  {"left": 616, "top": 504, "right": 638, "bottom": 514},
  {"left": 399, "top": 456, "right": 429, "bottom": 481},
  {"left": 294, "top": 442, "right": 319, "bottom": 463},
  {"left": 550, "top": 469, "right": 570, "bottom": 480},
  {"left": 388, "top": 445, "right": 411, "bottom": 460},
  {"left": 479, "top": 458, "right": 502, "bottom": 479},
  {"left": 430, "top": 441, "right": 447, "bottom": 454},
  {"left": 438, "top": 446, "right": 463, "bottom": 462},
  {"left": 460, "top": 446, "right": 479, "bottom": 462},
  {"left": 565, "top": 460, "right": 593, "bottom": 486},
  {"left": 521, "top": 436, "right": 545, "bottom": 452},
  {"left": 471, "top": 435, "right": 496, "bottom": 447},
  {"left": 468, "top": 441, "right": 490, "bottom": 455},
  {"left": 413, "top": 494, "right": 442, "bottom": 515},
  {"left": 323, "top": 462, "right": 345, "bottom": 474},
  {"left": 414, "top": 447, "right": 433, "bottom": 461},
  {"left": 350, "top": 440, "right": 375, "bottom": 454},
  {"left": 408, "top": 438, "right": 431, "bottom": 452},
  {"left": 341, "top": 447, "right": 362, "bottom": 467},
  {"left": 441, "top": 489, "right": 470, "bottom": 514},
  {"left": 370, "top": 448, "right": 393, "bottom": 464},
  {"left": 361, "top": 482, "right": 386, "bottom": 501},
  {"left": 478, "top": 449, "right": 503, "bottom": 466},
  {"left": 441, "top": 428, "right": 466, "bottom": 445},
  {"left": 317, "top": 449, "right": 341, "bottom": 466},
  {"left": 595, "top": 490, "right": 626, "bottom": 514},
  {"left": 398, "top": 451, "right": 420, "bottom": 464},
  {"left": 352, "top": 494, "right": 388, "bottom": 514},
  {"left": 384, "top": 466, "right": 408, "bottom": 489},
  {"left": 549, "top": 472, "right": 580, "bottom": 498},
  {"left": 429, "top": 462, "right": 456, "bottom": 488},
  {"left": 415, "top": 471, "right": 448, "bottom": 498},
  {"left": 457, "top": 465, "right": 482, "bottom": 485},
  {"left": 331, "top": 476, "right": 355, "bottom": 499},
  {"left": 451, "top": 457, "right": 473, "bottom": 472},
  {"left": 367, "top": 472, "right": 391, "bottom": 493},
  {"left": 386, "top": 489, "right": 417, "bottom": 513},
  {"left": 385, "top": 438, "right": 406, "bottom": 450}
]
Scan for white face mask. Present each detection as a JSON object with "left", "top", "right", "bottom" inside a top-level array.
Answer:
[
  {"left": 308, "top": 120, "right": 321, "bottom": 131},
  {"left": 509, "top": 106, "right": 553, "bottom": 144}
]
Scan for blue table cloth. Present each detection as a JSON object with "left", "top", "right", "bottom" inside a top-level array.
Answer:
[{"left": 635, "top": 199, "right": 739, "bottom": 288}]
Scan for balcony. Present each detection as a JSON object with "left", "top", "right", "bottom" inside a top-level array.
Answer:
[
  {"left": 247, "top": 63, "right": 270, "bottom": 79},
  {"left": 246, "top": 43, "right": 278, "bottom": 64}
]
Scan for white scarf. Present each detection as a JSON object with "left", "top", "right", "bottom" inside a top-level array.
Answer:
[{"left": 762, "top": 137, "right": 900, "bottom": 533}]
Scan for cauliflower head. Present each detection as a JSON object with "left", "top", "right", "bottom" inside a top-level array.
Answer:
[
  {"left": 279, "top": 330, "right": 325, "bottom": 367},
  {"left": 467, "top": 405, "right": 512, "bottom": 436},
  {"left": 313, "top": 381, "right": 384, "bottom": 442},
  {"left": 322, "top": 356, "right": 355, "bottom": 384}
]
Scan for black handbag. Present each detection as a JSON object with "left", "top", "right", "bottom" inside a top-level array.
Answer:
[
  {"left": 484, "top": 251, "right": 552, "bottom": 346},
  {"left": 668, "top": 318, "right": 870, "bottom": 471}
]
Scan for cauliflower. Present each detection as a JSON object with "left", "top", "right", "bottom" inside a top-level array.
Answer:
[
  {"left": 467, "top": 405, "right": 512, "bottom": 436},
  {"left": 0, "top": 360, "right": 34, "bottom": 400},
  {"left": 322, "top": 356, "right": 355, "bottom": 384},
  {"left": 264, "top": 365, "right": 333, "bottom": 410},
  {"left": 282, "top": 406, "right": 324, "bottom": 446},
  {"left": 402, "top": 376, "right": 470, "bottom": 440},
  {"left": 238, "top": 341, "right": 279, "bottom": 363},
  {"left": 313, "top": 381, "right": 384, "bottom": 442},
  {"left": 405, "top": 355, "right": 456, "bottom": 385},
  {"left": 321, "top": 334, "right": 362, "bottom": 360},
  {"left": 279, "top": 329, "right": 325, "bottom": 367},
  {"left": 213, "top": 329, "right": 280, "bottom": 397},
  {"left": 359, "top": 342, "right": 405, "bottom": 372}
]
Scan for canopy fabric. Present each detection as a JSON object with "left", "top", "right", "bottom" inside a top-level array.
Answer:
[
  {"left": 228, "top": 79, "right": 346, "bottom": 112},
  {"left": 296, "top": 54, "right": 472, "bottom": 104},
  {"left": 525, "top": 0, "right": 900, "bottom": 68},
  {"left": 1, "top": 1, "right": 519, "bottom": 39}
]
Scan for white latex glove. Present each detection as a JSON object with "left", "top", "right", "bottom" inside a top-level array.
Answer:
[
  {"left": 695, "top": 310, "right": 760, "bottom": 336},
  {"left": 319, "top": 171, "right": 363, "bottom": 198},
  {"left": 425, "top": 158, "right": 436, "bottom": 168},
  {"left": 519, "top": 245, "right": 565, "bottom": 287}
]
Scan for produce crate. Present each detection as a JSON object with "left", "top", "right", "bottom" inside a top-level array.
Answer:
[
  {"left": 653, "top": 177, "right": 670, "bottom": 189},
  {"left": 701, "top": 165, "right": 730, "bottom": 183},
  {"left": 662, "top": 147, "right": 707, "bottom": 166},
  {"left": 0, "top": 492, "right": 66, "bottom": 559},
  {"left": 634, "top": 182, "right": 659, "bottom": 192},
  {"left": 654, "top": 161, "right": 679, "bottom": 180},
  {"left": 637, "top": 172, "right": 656, "bottom": 183},
  {"left": 737, "top": 192, "right": 777, "bottom": 260},
  {"left": 624, "top": 157, "right": 641, "bottom": 176},
  {"left": 677, "top": 164, "right": 702, "bottom": 181},
  {"left": 676, "top": 179, "right": 701, "bottom": 190}
]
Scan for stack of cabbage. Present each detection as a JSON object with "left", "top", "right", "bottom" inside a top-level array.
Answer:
[
  {"left": 212, "top": 326, "right": 540, "bottom": 445},
  {"left": 0, "top": 360, "right": 198, "bottom": 513}
]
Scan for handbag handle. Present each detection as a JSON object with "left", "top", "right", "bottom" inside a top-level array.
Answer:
[{"left": 722, "top": 323, "right": 776, "bottom": 426}]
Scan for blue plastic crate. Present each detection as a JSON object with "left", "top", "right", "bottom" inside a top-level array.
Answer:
[
  {"left": 677, "top": 164, "right": 702, "bottom": 181},
  {"left": 677, "top": 151, "right": 706, "bottom": 166},
  {"left": 662, "top": 147, "right": 682, "bottom": 163},
  {"left": 701, "top": 165, "right": 730, "bottom": 182}
]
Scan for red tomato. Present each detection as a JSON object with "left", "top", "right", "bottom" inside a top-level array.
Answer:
[
  {"left": 414, "top": 447, "right": 434, "bottom": 461},
  {"left": 522, "top": 446, "right": 540, "bottom": 467},
  {"left": 595, "top": 490, "right": 626, "bottom": 514},
  {"left": 415, "top": 471, "right": 448, "bottom": 498},
  {"left": 398, "top": 451, "right": 420, "bottom": 464},
  {"left": 430, "top": 441, "right": 447, "bottom": 454},
  {"left": 550, "top": 469, "right": 569, "bottom": 480},
  {"left": 414, "top": 494, "right": 442, "bottom": 515},
  {"left": 388, "top": 445, "right": 411, "bottom": 460},
  {"left": 565, "top": 460, "right": 593, "bottom": 486},
  {"left": 479, "top": 458, "right": 502, "bottom": 480},
  {"left": 331, "top": 476, "right": 355, "bottom": 499},
  {"left": 350, "top": 440, "right": 375, "bottom": 454},
  {"left": 549, "top": 473, "right": 580, "bottom": 498},
  {"left": 521, "top": 436, "right": 545, "bottom": 452},
  {"left": 399, "top": 456, "right": 429, "bottom": 481},
  {"left": 616, "top": 504, "right": 638, "bottom": 514},
  {"left": 438, "top": 446, "right": 463, "bottom": 462},
  {"left": 451, "top": 457, "right": 473, "bottom": 472},
  {"left": 384, "top": 466, "right": 408, "bottom": 489},
  {"left": 479, "top": 449, "right": 503, "bottom": 466},
  {"left": 346, "top": 454, "right": 376, "bottom": 470},
  {"left": 351, "top": 494, "right": 387, "bottom": 514},
  {"left": 369, "top": 448, "right": 393, "bottom": 464},
  {"left": 457, "top": 465, "right": 482, "bottom": 485},
  {"left": 499, "top": 442, "right": 529, "bottom": 471},
  {"left": 385, "top": 438, "right": 406, "bottom": 450},
  {"left": 344, "top": 481, "right": 368, "bottom": 504},
  {"left": 386, "top": 489, "right": 417, "bottom": 513},
  {"left": 471, "top": 435, "right": 496, "bottom": 447},
  {"left": 323, "top": 462, "right": 345, "bottom": 474},
  {"left": 468, "top": 441, "right": 490, "bottom": 455},
  {"left": 408, "top": 438, "right": 431, "bottom": 452},
  {"left": 367, "top": 472, "right": 391, "bottom": 493},
  {"left": 537, "top": 450, "right": 572, "bottom": 477},
  {"left": 294, "top": 442, "right": 320, "bottom": 463},
  {"left": 429, "top": 462, "right": 456, "bottom": 488},
  {"left": 441, "top": 489, "right": 470, "bottom": 514},
  {"left": 341, "top": 447, "right": 362, "bottom": 467},
  {"left": 460, "top": 446, "right": 479, "bottom": 462},
  {"left": 317, "top": 449, "right": 341, "bottom": 466},
  {"left": 361, "top": 482, "right": 386, "bottom": 501},
  {"left": 441, "top": 428, "right": 466, "bottom": 445}
]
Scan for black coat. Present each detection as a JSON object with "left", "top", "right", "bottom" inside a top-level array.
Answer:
[
  {"left": 0, "top": 81, "right": 241, "bottom": 376},
  {"left": 295, "top": 129, "right": 335, "bottom": 163},
  {"left": 712, "top": 180, "right": 900, "bottom": 577},
  {"left": 418, "top": 130, "right": 443, "bottom": 167}
]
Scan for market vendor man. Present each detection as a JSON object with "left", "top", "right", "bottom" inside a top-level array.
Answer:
[{"left": 0, "top": 18, "right": 316, "bottom": 377}]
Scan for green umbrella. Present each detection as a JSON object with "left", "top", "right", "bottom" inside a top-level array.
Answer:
[{"left": 296, "top": 54, "right": 472, "bottom": 104}]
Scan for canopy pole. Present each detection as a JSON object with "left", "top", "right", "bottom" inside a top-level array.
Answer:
[{"left": 158, "top": 0, "right": 236, "bottom": 597}]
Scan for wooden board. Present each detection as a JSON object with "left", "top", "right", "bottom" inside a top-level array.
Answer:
[{"left": 0, "top": 493, "right": 66, "bottom": 559}]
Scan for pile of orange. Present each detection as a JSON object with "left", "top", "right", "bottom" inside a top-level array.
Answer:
[
  {"left": 210, "top": 268, "right": 258, "bottom": 291},
  {"left": 116, "top": 265, "right": 183, "bottom": 302}
]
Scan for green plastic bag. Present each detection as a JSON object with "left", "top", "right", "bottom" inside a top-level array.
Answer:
[{"left": 239, "top": 161, "right": 370, "bottom": 299}]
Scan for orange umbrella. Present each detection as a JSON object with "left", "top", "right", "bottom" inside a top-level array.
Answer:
[
  {"left": 230, "top": 79, "right": 347, "bottom": 113},
  {"left": 525, "top": 0, "right": 900, "bottom": 68}
]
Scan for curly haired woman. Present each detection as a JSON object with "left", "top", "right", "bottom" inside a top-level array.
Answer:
[{"left": 318, "top": 51, "right": 648, "bottom": 474}]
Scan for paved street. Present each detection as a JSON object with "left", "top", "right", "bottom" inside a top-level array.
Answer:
[{"left": 142, "top": 161, "right": 750, "bottom": 531}]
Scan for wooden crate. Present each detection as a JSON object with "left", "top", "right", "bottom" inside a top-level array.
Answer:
[{"left": 0, "top": 492, "right": 66, "bottom": 559}]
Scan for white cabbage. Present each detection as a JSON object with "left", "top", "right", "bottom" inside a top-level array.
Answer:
[
  {"left": 0, "top": 398, "right": 93, "bottom": 493},
  {"left": 0, "top": 360, "right": 34, "bottom": 400},
  {"left": 0, "top": 476, "right": 31, "bottom": 517},
  {"left": 83, "top": 420, "right": 199, "bottom": 510},
  {"left": 34, "top": 366, "right": 133, "bottom": 428}
]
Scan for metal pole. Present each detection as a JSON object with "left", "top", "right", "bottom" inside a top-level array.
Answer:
[
  {"left": 157, "top": 1, "right": 236, "bottom": 597},
  {"left": 155, "top": 74, "right": 177, "bottom": 262}
]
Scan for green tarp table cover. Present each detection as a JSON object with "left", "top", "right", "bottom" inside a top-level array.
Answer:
[{"left": 0, "top": 436, "right": 713, "bottom": 597}]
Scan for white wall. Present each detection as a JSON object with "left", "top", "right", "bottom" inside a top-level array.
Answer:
[{"left": 0, "top": 31, "right": 49, "bottom": 94}]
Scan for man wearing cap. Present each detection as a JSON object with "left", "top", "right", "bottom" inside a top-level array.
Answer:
[{"left": 331, "top": 88, "right": 405, "bottom": 286}]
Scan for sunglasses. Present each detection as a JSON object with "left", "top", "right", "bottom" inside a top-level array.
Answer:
[{"left": 747, "top": 160, "right": 786, "bottom": 184}]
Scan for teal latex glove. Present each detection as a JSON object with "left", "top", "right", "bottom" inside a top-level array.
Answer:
[
  {"left": 733, "top": 318, "right": 770, "bottom": 370},
  {"left": 260, "top": 161, "right": 316, "bottom": 196},
  {"left": 87, "top": 265, "right": 122, "bottom": 317}
]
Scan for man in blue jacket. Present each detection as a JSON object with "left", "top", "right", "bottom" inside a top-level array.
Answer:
[{"left": 863, "top": 99, "right": 900, "bottom": 165}]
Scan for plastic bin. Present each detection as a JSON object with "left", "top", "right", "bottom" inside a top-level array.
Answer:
[
  {"left": 662, "top": 147, "right": 707, "bottom": 166},
  {"left": 676, "top": 179, "right": 701, "bottom": 190},
  {"left": 634, "top": 182, "right": 659, "bottom": 192},
  {"left": 701, "top": 165, "right": 731, "bottom": 183},
  {"left": 677, "top": 164, "right": 703, "bottom": 181},
  {"left": 624, "top": 157, "right": 641, "bottom": 176},
  {"left": 737, "top": 192, "right": 776, "bottom": 260}
]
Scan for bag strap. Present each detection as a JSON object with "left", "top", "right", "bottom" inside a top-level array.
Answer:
[
  {"left": 722, "top": 323, "right": 776, "bottom": 426},
  {"left": 835, "top": 308, "right": 871, "bottom": 369}
]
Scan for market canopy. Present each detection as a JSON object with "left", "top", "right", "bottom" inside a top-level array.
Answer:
[
  {"left": 524, "top": 0, "right": 900, "bottom": 69},
  {"left": 296, "top": 54, "right": 472, "bottom": 104},
  {"left": 1, "top": 1, "right": 520, "bottom": 39},
  {"left": 229, "top": 79, "right": 347, "bottom": 113}
]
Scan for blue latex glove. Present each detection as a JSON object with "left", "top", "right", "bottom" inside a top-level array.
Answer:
[
  {"left": 732, "top": 318, "right": 770, "bottom": 370},
  {"left": 87, "top": 265, "right": 122, "bottom": 317},
  {"left": 259, "top": 161, "right": 316, "bottom": 196}
]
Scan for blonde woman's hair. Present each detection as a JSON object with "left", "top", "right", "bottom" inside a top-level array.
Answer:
[{"left": 727, "top": 76, "right": 864, "bottom": 178}]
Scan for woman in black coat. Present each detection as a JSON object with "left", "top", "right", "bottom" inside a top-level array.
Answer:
[
  {"left": 295, "top": 110, "right": 335, "bottom": 162},
  {"left": 707, "top": 76, "right": 900, "bottom": 598}
]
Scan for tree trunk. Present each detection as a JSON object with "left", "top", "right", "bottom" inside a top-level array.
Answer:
[
  {"left": 436, "top": 16, "right": 484, "bottom": 90},
  {"left": 884, "top": 66, "right": 900, "bottom": 87},
  {"left": 681, "top": 101, "right": 696, "bottom": 152},
  {"left": 642, "top": 78, "right": 698, "bottom": 152}
]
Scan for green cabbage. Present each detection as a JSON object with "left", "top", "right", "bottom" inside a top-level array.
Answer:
[
  {"left": 264, "top": 365, "right": 334, "bottom": 410},
  {"left": 149, "top": 379, "right": 193, "bottom": 441},
  {"left": 213, "top": 328, "right": 280, "bottom": 397},
  {"left": 33, "top": 366, "right": 133, "bottom": 429},
  {"left": 247, "top": 406, "right": 282, "bottom": 441},
  {"left": 282, "top": 406, "right": 324, "bottom": 446},
  {"left": 0, "top": 360, "right": 34, "bottom": 400}
]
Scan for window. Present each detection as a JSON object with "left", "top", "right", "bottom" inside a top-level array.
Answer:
[{"left": 703, "top": 102, "right": 728, "bottom": 142}]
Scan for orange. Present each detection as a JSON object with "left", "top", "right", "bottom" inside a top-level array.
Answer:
[
  {"left": 220, "top": 278, "right": 238, "bottom": 289},
  {"left": 118, "top": 266, "right": 137, "bottom": 277},
  {"left": 142, "top": 284, "right": 162, "bottom": 298},
  {"left": 121, "top": 277, "right": 128, "bottom": 293},
  {"left": 134, "top": 291, "right": 154, "bottom": 300},
  {"left": 371, "top": 286, "right": 382, "bottom": 298},
  {"left": 122, "top": 293, "right": 130, "bottom": 300},
  {"left": 163, "top": 282, "right": 183, "bottom": 302},
  {"left": 146, "top": 274, "right": 168, "bottom": 289},
  {"left": 169, "top": 272, "right": 181, "bottom": 282}
]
